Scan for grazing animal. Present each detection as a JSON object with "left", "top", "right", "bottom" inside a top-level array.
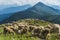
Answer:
[
  {"left": 4, "top": 27, "right": 15, "bottom": 35},
  {"left": 28, "top": 26, "right": 35, "bottom": 32},
  {"left": 40, "top": 28, "right": 50, "bottom": 39},
  {"left": 50, "top": 24, "right": 59, "bottom": 33},
  {"left": 18, "top": 28, "right": 27, "bottom": 34},
  {"left": 32, "top": 27, "right": 42, "bottom": 37},
  {"left": 17, "top": 25, "right": 28, "bottom": 34}
]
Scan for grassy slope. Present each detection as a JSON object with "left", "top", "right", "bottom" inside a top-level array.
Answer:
[{"left": 0, "top": 19, "right": 60, "bottom": 40}]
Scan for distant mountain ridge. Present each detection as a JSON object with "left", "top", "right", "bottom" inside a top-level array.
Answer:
[
  {"left": 0, "top": 4, "right": 31, "bottom": 22},
  {"left": 0, "top": 5, "right": 18, "bottom": 10},
  {"left": 0, "top": 13, "right": 13, "bottom": 22},
  {"left": 1, "top": 2, "right": 60, "bottom": 24},
  {"left": 0, "top": 4, "right": 31, "bottom": 14},
  {"left": 51, "top": 5, "right": 60, "bottom": 10}
]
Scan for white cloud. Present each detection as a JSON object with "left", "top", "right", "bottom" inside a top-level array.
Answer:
[
  {"left": 0, "top": 0, "right": 60, "bottom": 6},
  {"left": 40, "top": 0, "right": 60, "bottom": 6},
  {"left": 0, "top": 0, "right": 44, "bottom": 6},
  {"left": 0, "top": 0, "right": 28, "bottom": 5}
]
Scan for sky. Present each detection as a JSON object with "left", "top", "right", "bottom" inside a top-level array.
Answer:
[
  {"left": 0, "top": 0, "right": 60, "bottom": 10},
  {"left": 0, "top": 0, "right": 60, "bottom": 6}
]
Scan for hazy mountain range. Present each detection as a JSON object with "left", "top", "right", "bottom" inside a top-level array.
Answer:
[
  {"left": 51, "top": 5, "right": 60, "bottom": 10},
  {"left": 0, "top": 4, "right": 31, "bottom": 22},
  {"left": 1, "top": 2, "right": 60, "bottom": 24},
  {"left": 0, "top": 4, "right": 31, "bottom": 14}
]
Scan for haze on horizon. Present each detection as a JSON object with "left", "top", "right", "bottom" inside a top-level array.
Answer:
[
  {"left": 0, "top": 0, "right": 60, "bottom": 6},
  {"left": 0, "top": 0, "right": 60, "bottom": 12}
]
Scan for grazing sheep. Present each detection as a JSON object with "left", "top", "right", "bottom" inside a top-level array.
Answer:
[
  {"left": 46, "top": 33, "right": 51, "bottom": 40},
  {"left": 45, "top": 25, "right": 52, "bottom": 29},
  {"left": 50, "top": 24, "right": 59, "bottom": 33},
  {"left": 40, "top": 28, "right": 50, "bottom": 39},
  {"left": 4, "top": 27, "right": 15, "bottom": 35},
  {"left": 12, "top": 23, "right": 19, "bottom": 30},
  {"left": 18, "top": 28, "right": 27, "bottom": 34},
  {"left": 18, "top": 26, "right": 23, "bottom": 30},
  {"left": 28, "top": 26, "right": 35, "bottom": 32},
  {"left": 32, "top": 27, "right": 42, "bottom": 37},
  {"left": 53, "top": 24, "right": 60, "bottom": 34},
  {"left": 17, "top": 25, "right": 28, "bottom": 34},
  {"left": 22, "top": 28, "right": 27, "bottom": 34}
]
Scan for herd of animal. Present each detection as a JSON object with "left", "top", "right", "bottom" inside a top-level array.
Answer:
[{"left": 3, "top": 22, "right": 60, "bottom": 39}]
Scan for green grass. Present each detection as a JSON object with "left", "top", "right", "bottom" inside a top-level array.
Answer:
[
  {"left": 0, "top": 19, "right": 60, "bottom": 40},
  {"left": 0, "top": 34, "right": 40, "bottom": 40},
  {"left": 24, "top": 19, "right": 50, "bottom": 26},
  {"left": 0, "top": 33, "right": 59, "bottom": 40},
  {"left": 50, "top": 34, "right": 60, "bottom": 40}
]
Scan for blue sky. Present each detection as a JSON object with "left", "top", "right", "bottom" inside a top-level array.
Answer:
[{"left": 0, "top": 0, "right": 60, "bottom": 6}]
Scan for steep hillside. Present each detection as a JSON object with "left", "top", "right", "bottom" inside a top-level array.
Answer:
[
  {"left": 0, "top": 4, "right": 31, "bottom": 22},
  {"left": 1, "top": 2, "right": 60, "bottom": 24}
]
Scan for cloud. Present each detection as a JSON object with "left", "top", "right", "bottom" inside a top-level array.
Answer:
[
  {"left": 0, "top": 0, "right": 28, "bottom": 5},
  {"left": 0, "top": 0, "right": 60, "bottom": 6},
  {"left": 40, "top": 0, "right": 60, "bottom": 6},
  {"left": 0, "top": 0, "right": 38, "bottom": 6}
]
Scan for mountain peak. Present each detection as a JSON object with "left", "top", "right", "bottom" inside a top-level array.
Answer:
[
  {"left": 35, "top": 2, "right": 45, "bottom": 6},
  {"left": 1, "top": 2, "right": 60, "bottom": 23}
]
